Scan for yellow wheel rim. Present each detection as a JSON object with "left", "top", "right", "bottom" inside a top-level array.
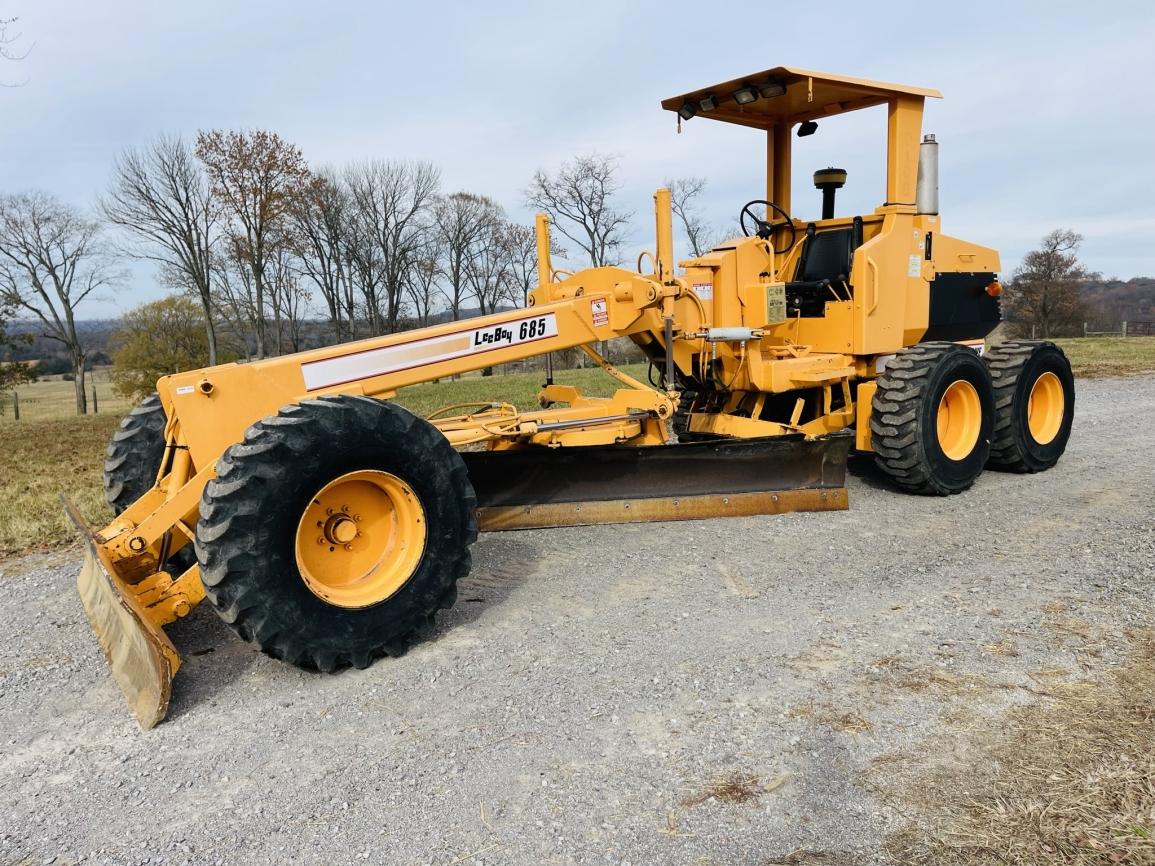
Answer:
[
  {"left": 295, "top": 470, "right": 426, "bottom": 609},
  {"left": 936, "top": 379, "right": 982, "bottom": 461},
  {"left": 1027, "top": 371, "right": 1064, "bottom": 445}
]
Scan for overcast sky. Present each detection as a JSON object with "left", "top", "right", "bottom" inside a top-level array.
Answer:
[{"left": 3, "top": 0, "right": 1154, "bottom": 317}]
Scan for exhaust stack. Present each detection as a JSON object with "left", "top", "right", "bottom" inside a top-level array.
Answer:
[{"left": 916, "top": 134, "right": 939, "bottom": 215}]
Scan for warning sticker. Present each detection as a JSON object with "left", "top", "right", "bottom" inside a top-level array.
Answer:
[
  {"left": 908, "top": 255, "right": 922, "bottom": 278},
  {"left": 591, "top": 298, "right": 609, "bottom": 327},
  {"left": 692, "top": 282, "right": 714, "bottom": 302}
]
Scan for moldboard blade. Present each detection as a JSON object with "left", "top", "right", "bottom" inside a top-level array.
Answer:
[
  {"left": 464, "top": 432, "right": 851, "bottom": 530},
  {"left": 65, "top": 499, "right": 180, "bottom": 729}
]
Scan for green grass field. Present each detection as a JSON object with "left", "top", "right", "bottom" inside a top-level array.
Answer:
[
  {"left": 1, "top": 339, "right": 1152, "bottom": 558},
  {"left": 1051, "top": 336, "right": 1155, "bottom": 377}
]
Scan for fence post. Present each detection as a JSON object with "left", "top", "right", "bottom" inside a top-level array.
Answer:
[
  {"left": 13, "top": 390, "right": 19, "bottom": 421},
  {"left": 1083, "top": 321, "right": 1088, "bottom": 337},
  {"left": 1031, "top": 324, "right": 1037, "bottom": 339},
  {"left": 92, "top": 384, "right": 99, "bottom": 414},
  {"left": 1122, "top": 321, "right": 1128, "bottom": 338}
]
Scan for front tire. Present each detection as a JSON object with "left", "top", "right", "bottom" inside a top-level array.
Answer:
[
  {"left": 195, "top": 395, "right": 477, "bottom": 672},
  {"left": 104, "top": 393, "right": 167, "bottom": 514},
  {"left": 985, "top": 341, "right": 1075, "bottom": 472},
  {"left": 871, "top": 342, "right": 995, "bottom": 495},
  {"left": 104, "top": 394, "right": 197, "bottom": 573}
]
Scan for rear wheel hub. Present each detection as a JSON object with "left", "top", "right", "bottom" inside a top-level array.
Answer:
[
  {"left": 1026, "top": 371, "right": 1064, "bottom": 445},
  {"left": 936, "top": 379, "right": 981, "bottom": 461}
]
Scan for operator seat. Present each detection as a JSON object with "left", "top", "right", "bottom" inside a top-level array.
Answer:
[{"left": 786, "top": 216, "right": 863, "bottom": 317}]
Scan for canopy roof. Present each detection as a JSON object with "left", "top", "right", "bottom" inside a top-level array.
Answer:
[{"left": 660, "top": 67, "right": 942, "bottom": 130}]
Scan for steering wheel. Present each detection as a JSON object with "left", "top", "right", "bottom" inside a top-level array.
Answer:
[{"left": 739, "top": 199, "right": 797, "bottom": 254}]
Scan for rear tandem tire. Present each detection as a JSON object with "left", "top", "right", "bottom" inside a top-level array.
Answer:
[
  {"left": 870, "top": 342, "right": 995, "bottom": 496},
  {"left": 195, "top": 395, "right": 478, "bottom": 672},
  {"left": 984, "top": 340, "right": 1075, "bottom": 472}
]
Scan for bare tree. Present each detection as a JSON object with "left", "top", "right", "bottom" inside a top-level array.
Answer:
[
  {"left": 666, "top": 176, "right": 721, "bottom": 257},
  {"left": 342, "top": 210, "right": 384, "bottom": 336},
  {"left": 435, "top": 192, "right": 502, "bottom": 320},
  {"left": 0, "top": 17, "right": 31, "bottom": 86},
  {"left": 404, "top": 235, "right": 443, "bottom": 328},
  {"left": 195, "top": 129, "right": 312, "bottom": 358},
  {"left": 102, "top": 135, "right": 221, "bottom": 363},
  {"left": 503, "top": 223, "right": 540, "bottom": 307},
  {"left": 503, "top": 222, "right": 566, "bottom": 306},
  {"left": 210, "top": 255, "right": 260, "bottom": 359},
  {"left": 0, "top": 192, "right": 120, "bottom": 413},
  {"left": 266, "top": 246, "right": 312, "bottom": 354},
  {"left": 292, "top": 170, "right": 353, "bottom": 342},
  {"left": 465, "top": 217, "right": 516, "bottom": 318},
  {"left": 345, "top": 159, "right": 440, "bottom": 334},
  {"left": 1004, "top": 230, "right": 1094, "bottom": 338},
  {"left": 525, "top": 153, "right": 631, "bottom": 267}
]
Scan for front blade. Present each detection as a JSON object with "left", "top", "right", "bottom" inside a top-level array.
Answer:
[
  {"left": 464, "top": 431, "right": 851, "bottom": 530},
  {"left": 66, "top": 501, "right": 179, "bottom": 729}
]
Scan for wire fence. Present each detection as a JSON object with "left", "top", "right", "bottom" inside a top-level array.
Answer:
[
  {"left": 1083, "top": 321, "right": 1153, "bottom": 337},
  {"left": 0, "top": 369, "right": 134, "bottom": 422}
]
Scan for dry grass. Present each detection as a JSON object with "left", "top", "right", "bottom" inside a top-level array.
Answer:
[
  {"left": 0, "top": 414, "right": 120, "bottom": 557},
  {"left": 0, "top": 363, "right": 649, "bottom": 559},
  {"left": 870, "top": 655, "right": 1005, "bottom": 698},
  {"left": 788, "top": 701, "right": 873, "bottom": 734},
  {"left": 885, "top": 630, "right": 1155, "bottom": 866},
  {"left": 0, "top": 368, "right": 133, "bottom": 422},
  {"left": 982, "top": 639, "right": 1021, "bottom": 658},
  {"left": 768, "top": 851, "right": 863, "bottom": 865},
  {"left": 1052, "top": 336, "right": 1155, "bottom": 378},
  {"left": 682, "top": 771, "right": 775, "bottom": 807}
]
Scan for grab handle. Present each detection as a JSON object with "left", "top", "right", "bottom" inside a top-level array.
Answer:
[{"left": 865, "top": 257, "right": 879, "bottom": 315}]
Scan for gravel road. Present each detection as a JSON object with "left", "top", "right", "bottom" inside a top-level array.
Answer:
[{"left": 2, "top": 376, "right": 1152, "bottom": 866}]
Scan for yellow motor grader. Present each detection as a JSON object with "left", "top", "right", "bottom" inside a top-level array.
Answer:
[{"left": 71, "top": 67, "right": 1075, "bottom": 727}]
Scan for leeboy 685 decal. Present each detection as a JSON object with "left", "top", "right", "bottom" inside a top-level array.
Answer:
[
  {"left": 301, "top": 313, "right": 559, "bottom": 390},
  {"left": 473, "top": 316, "right": 552, "bottom": 347}
]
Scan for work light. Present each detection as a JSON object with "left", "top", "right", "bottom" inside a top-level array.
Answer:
[
  {"left": 732, "top": 85, "right": 758, "bottom": 105},
  {"left": 759, "top": 78, "right": 786, "bottom": 98}
]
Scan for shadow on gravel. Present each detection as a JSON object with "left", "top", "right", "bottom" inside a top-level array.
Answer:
[
  {"left": 156, "top": 535, "right": 543, "bottom": 719},
  {"left": 164, "top": 603, "right": 259, "bottom": 720},
  {"left": 846, "top": 453, "right": 894, "bottom": 491},
  {"left": 436, "top": 534, "right": 542, "bottom": 633}
]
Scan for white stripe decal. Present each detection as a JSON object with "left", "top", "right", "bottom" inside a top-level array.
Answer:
[{"left": 301, "top": 313, "right": 560, "bottom": 390}]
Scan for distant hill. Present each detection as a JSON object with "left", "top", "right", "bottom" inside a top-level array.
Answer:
[{"left": 1079, "top": 278, "right": 1155, "bottom": 327}]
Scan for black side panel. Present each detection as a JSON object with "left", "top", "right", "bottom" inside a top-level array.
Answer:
[{"left": 923, "top": 271, "right": 1001, "bottom": 342}]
